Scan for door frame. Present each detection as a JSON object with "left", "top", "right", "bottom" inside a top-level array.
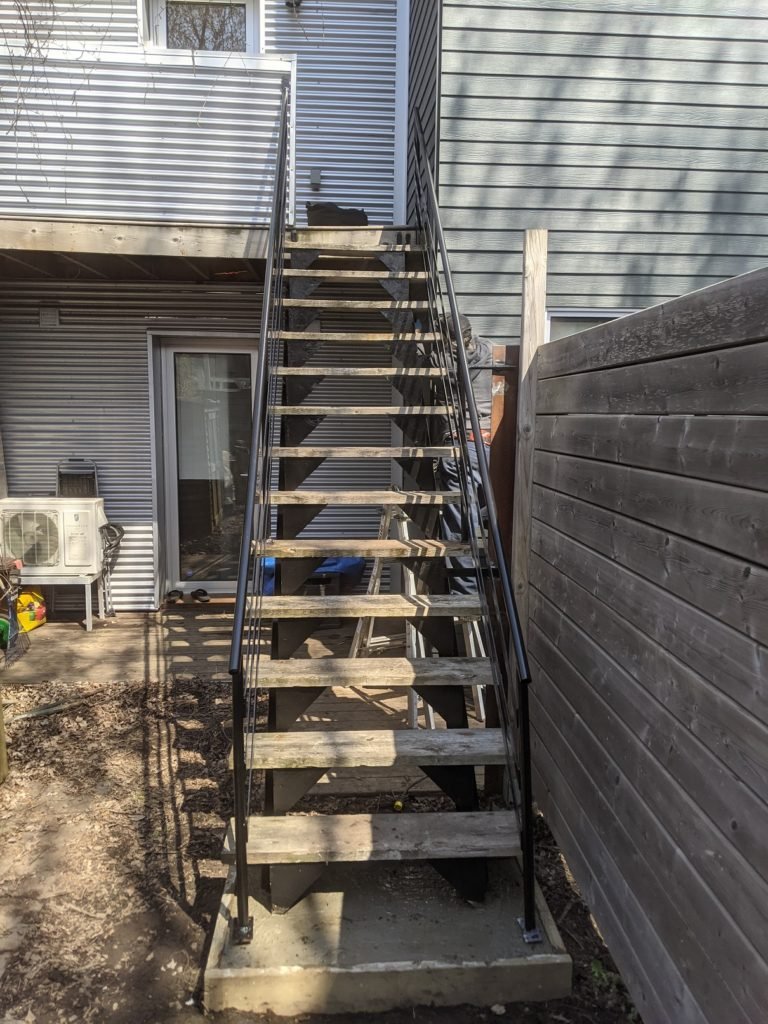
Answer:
[{"left": 149, "top": 334, "right": 258, "bottom": 600}]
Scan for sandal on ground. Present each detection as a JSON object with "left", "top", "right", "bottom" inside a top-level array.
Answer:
[
  {"left": 166, "top": 589, "right": 183, "bottom": 603},
  {"left": 191, "top": 588, "right": 210, "bottom": 603}
]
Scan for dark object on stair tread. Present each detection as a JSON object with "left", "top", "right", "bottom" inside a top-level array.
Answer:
[
  {"left": 192, "top": 588, "right": 210, "bottom": 603},
  {"left": 166, "top": 589, "right": 183, "bottom": 603},
  {"left": 306, "top": 202, "right": 368, "bottom": 226}
]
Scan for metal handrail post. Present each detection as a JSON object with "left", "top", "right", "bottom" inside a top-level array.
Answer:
[
  {"left": 228, "top": 83, "right": 290, "bottom": 944},
  {"left": 413, "top": 114, "right": 540, "bottom": 940}
]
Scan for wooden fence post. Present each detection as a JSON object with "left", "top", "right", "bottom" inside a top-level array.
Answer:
[{"left": 512, "top": 229, "right": 548, "bottom": 646}]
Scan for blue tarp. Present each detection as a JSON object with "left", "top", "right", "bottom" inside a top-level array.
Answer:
[{"left": 260, "top": 556, "right": 365, "bottom": 595}]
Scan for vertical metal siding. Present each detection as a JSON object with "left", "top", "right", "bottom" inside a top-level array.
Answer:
[
  {"left": 438, "top": 0, "right": 768, "bottom": 343},
  {"left": 0, "top": 50, "right": 290, "bottom": 223},
  {"left": 264, "top": 0, "right": 398, "bottom": 224},
  {"left": 0, "top": 280, "right": 262, "bottom": 611},
  {"left": 0, "top": 1, "right": 140, "bottom": 47}
]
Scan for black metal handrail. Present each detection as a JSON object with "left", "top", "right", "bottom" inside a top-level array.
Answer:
[
  {"left": 413, "top": 111, "right": 539, "bottom": 940},
  {"left": 228, "top": 84, "right": 291, "bottom": 944}
]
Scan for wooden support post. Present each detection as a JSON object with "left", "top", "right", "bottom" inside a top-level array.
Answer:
[{"left": 512, "top": 229, "right": 548, "bottom": 645}]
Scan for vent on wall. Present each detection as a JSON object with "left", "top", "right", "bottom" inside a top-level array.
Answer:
[{"left": 39, "top": 307, "right": 60, "bottom": 328}]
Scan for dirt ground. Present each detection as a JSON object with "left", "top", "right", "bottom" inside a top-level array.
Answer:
[{"left": 0, "top": 675, "right": 640, "bottom": 1024}]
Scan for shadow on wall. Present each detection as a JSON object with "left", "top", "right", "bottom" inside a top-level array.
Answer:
[{"left": 435, "top": 9, "right": 768, "bottom": 341}]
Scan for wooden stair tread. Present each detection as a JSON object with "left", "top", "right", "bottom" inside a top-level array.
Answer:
[
  {"left": 277, "top": 331, "right": 438, "bottom": 343},
  {"left": 249, "top": 656, "right": 490, "bottom": 687},
  {"left": 285, "top": 243, "right": 417, "bottom": 254},
  {"left": 222, "top": 811, "right": 520, "bottom": 864},
  {"left": 267, "top": 490, "right": 460, "bottom": 506},
  {"left": 256, "top": 594, "right": 481, "bottom": 618},
  {"left": 271, "top": 405, "right": 450, "bottom": 416},
  {"left": 274, "top": 366, "right": 445, "bottom": 377},
  {"left": 260, "top": 539, "right": 473, "bottom": 558},
  {"left": 283, "top": 269, "right": 427, "bottom": 280},
  {"left": 283, "top": 299, "right": 427, "bottom": 310},
  {"left": 237, "top": 728, "right": 505, "bottom": 769},
  {"left": 272, "top": 446, "right": 459, "bottom": 458}
]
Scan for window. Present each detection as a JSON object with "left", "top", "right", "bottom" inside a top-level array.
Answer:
[
  {"left": 546, "top": 309, "right": 637, "bottom": 344},
  {"left": 147, "top": 0, "right": 258, "bottom": 53}
]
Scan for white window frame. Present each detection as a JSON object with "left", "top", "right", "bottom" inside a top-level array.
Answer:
[
  {"left": 545, "top": 307, "right": 638, "bottom": 344},
  {"left": 143, "top": 0, "right": 263, "bottom": 54}
]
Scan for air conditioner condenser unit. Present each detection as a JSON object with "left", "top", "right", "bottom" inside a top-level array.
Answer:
[{"left": 0, "top": 497, "right": 108, "bottom": 577}]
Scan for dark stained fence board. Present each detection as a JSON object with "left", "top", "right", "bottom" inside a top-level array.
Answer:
[
  {"left": 531, "top": 524, "right": 767, "bottom": 725},
  {"left": 531, "top": 756, "right": 709, "bottom": 1024},
  {"left": 537, "top": 267, "right": 768, "bottom": 379},
  {"left": 535, "top": 414, "right": 768, "bottom": 492},
  {"left": 530, "top": 559, "right": 768, "bottom": 799},
  {"left": 530, "top": 671, "right": 763, "bottom": 1024},
  {"left": 530, "top": 590, "right": 768, "bottom": 902},
  {"left": 532, "top": 485, "right": 768, "bottom": 644},
  {"left": 537, "top": 339, "right": 768, "bottom": 415},
  {"left": 533, "top": 450, "right": 768, "bottom": 565}
]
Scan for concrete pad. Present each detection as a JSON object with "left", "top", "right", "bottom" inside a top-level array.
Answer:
[{"left": 204, "top": 860, "right": 571, "bottom": 1015}]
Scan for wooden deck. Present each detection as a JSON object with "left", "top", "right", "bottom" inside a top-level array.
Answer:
[{"left": 2, "top": 606, "right": 236, "bottom": 684}]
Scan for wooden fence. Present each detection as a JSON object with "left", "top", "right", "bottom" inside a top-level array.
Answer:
[{"left": 513, "top": 238, "right": 768, "bottom": 1024}]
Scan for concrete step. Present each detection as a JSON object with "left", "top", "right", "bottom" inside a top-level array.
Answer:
[
  {"left": 267, "top": 489, "right": 460, "bottom": 506},
  {"left": 246, "top": 655, "right": 490, "bottom": 687},
  {"left": 204, "top": 861, "right": 571, "bottom": 1015},
  {"left": 255, "top": 594, "right": 481, "bottom": 619},
  {"left": 239, "top": 728, "right": 506, "bottom": 769},
  {"left": 277, "top": 331, "right": 438, "bottom": 343},
  {"left": 270, "top": 405, "right": 450, "bottom": 416},
  {"left": 222, "top": 810, "right": 520, "bottom": 865},
  {"left": 260, "top": 538, "right": 472, "bottom": 559}
]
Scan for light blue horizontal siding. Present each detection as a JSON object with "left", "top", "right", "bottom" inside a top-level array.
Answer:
[{"left": 439, "top": 0, "right": 768, "bottom": 343}]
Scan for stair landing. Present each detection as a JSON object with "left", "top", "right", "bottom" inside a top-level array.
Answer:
[{"left": 205, "top": 860, "right": 571, "bottom": 1015}]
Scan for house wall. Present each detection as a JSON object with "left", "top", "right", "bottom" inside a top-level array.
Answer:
[
  {"left": 438, "top": 0, "right": 768, "bottom": 342},
  {"left": 525, "top": 269, "right": 768, "bottom": 1024},
  {"left": 265, "top": 0, "right": 400, "bottom": 223},
  {"left": 0, "top": 0, "right": 401, "bottom": 226},
  {"left": 0, "top": 278, "right": 394, "bottom": 610},
  {"left": 0, "top": 281, "right": 261, "bottom": 610},
  {"left": 407, "top": 0, "right": 440, "bottom": 223},
  {"left": 0, "top": 0, "right": 140, "bottom": 47}
]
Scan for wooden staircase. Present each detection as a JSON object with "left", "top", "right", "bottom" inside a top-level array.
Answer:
[{"left": 204, "top": 226, "right": 571, "bottom": 1015}]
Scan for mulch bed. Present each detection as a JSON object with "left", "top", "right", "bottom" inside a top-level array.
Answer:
[{"left": 0, "top": 676, "right": 639, "bottom": 1024}]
